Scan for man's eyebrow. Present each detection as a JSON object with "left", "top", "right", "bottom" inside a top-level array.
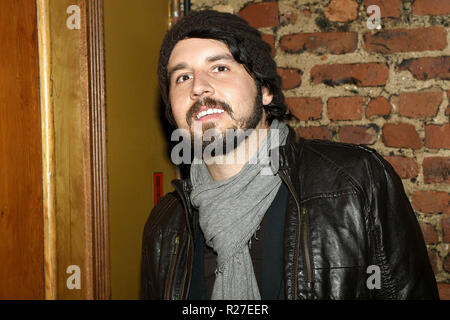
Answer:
[
  {"left": 168, "top": 63, "right": 188, "bottom": 81},
  {"left": 206, "top": 54, "right": 234, "bottom": 63},
  {"left": 168, "top": 54, "right": 235, "bottom": 80}
]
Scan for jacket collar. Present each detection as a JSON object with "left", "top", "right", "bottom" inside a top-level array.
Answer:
[
  {"left": 171, "top": 177, "right": 195, "bottom": 238},
  {"left": 278, "top": 125, "right": 304, "bottom": 172}
]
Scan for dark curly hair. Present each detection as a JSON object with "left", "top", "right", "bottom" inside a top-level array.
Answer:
[{"left": 157, "top": 10, "right": 288, "bottom": 126}]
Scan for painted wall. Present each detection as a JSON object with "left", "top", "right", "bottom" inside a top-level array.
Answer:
[{"left": 104, "top": 0, "right": 176, "bottom": 299}]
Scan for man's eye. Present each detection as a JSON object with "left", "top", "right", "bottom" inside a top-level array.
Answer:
[
  {"left": 213, "top": 66, "right": 230, "bottom": 72},
  {"left": 176, "top": 74, "right": 192, "bottom": 83}
]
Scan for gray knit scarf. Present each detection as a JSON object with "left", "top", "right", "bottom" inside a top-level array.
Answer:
[{"left": 190, "top": 119, "right": 289, "bottom": 300}]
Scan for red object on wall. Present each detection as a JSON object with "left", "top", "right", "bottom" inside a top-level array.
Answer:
[{"left": 154, "top": 172, "right": 163, "bottom": 206}]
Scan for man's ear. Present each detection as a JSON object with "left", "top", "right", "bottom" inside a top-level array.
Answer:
[{"left": 262, "top": 86, "right": 274, "bottom": 106}]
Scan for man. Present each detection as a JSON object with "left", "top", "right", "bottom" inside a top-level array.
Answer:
[{"left": 141, "top": 10, "right": 439, "bottom": 300}]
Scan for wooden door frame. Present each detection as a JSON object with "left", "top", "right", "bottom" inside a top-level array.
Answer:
[
  {"left": 85, "top": 0, "right": 110, "bottom": 300},
  {"left": 38, "top": 0, "right": 110, "bottom": 300}
]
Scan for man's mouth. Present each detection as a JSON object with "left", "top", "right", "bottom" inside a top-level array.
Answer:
[
  {"left": 186, "top": 97, "right": 233, "bottom": 127},
  {"left": 193, "top": 106, "right": 225, "bottom": 120}
]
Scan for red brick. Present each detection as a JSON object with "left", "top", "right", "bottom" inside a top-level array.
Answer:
[
  {"left": 444, "top": 255, "right": 450, "bottom": 273},
  {"left": 438, "top": 283, "right": 450, "bottom": 300},
  {"left": 280, "top": 32, "right": 357, "bottom": 55},
  {"left": 398, "top": 56, "right": 450, "bottom": 81},
  {"left": 413, "top": 0, "right": 450, "bottom": 16},
  {"left": 363, "top": 0, "right": 402, "bottom": 18},
  {"left": 277, "top": 68, "right": 302, "bottom": 90},
  {"left": 419, "top": 222, "right": 438, "bottom": 244},
  {"left": 423, "top": 157, "right": 450, "bottom": 184},
  {"left": 399, "top": 91, "right": 442, "bottom": 118},
  {"left": 443, "top": 216, "right": 450, "bottom": 243},
  {"left": 382, "top": 123, "right": 422, "bottom": 149},
  {"left": 239, "top": 2, "right": 279, "bottom": 29},
  {"left": 327, "top": 96, "right": 365, "bottom": 120},
  {"left": 261, "top": 34, "right": 275, "bottom": 57},
  {"left": 426, "top": 124, "right": 450, "bottom": 149},
  {"left": 364, "top": 27, "right": 447, "bottom": 54},
  {"left": 338, "top": 125, "right": 377, "bottom": 145},
  {"left": 412, "top": 191, "right": 450, "bottom": 213},
  {"left": 324, "top": 0, "right": 358, "bottom": 22},
  {"left": 311, "top": 63, "right": 389, "bottom": 87},
  {"left": 366, "top": 97, "right": 391, "bottom": 118},
  {"left": 384, "top": 156, "right": 419, "bottom": 179},
  {"left": 286, "top": 97, "right": 322, "bottom": 121},
  {"left": 296, "top": 126, "right": 331, "bottom": 140}
]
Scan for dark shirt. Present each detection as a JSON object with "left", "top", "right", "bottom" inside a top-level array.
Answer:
[{"left": 188, "top": 182, "right": 288, "bottom": 300}]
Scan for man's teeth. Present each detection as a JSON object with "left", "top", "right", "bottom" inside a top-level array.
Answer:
[{"left": 196, "top": 108, "right": 225, "bottom": 119}]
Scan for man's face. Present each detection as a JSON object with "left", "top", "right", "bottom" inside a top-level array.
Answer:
[{"left": 167, "top": 38, "right": 273, "bottom": 144}]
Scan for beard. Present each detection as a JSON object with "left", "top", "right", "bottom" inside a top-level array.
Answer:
[{"left": 187, "top": 87, "right": 264, "bottom": 157}]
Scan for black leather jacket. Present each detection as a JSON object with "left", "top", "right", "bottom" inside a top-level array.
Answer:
[{"left": 141, "top": 128, "right": 439, "bottom": 300}]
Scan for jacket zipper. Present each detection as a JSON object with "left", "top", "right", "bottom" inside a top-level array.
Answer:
[
  {"left": 182, "top": 182, "right": 194, "bottom": 299},
  {"left": 279, "top": 172, "right": 302, "bottom": 299},
  {"left": 302, "top": 207, "right": 313, "bottom": 285},
  {"left": 279, "top": 171, "right": 313, "bottom": 299},
  {"left": 165, "top": 236, "right": 180, "bottom": 299}
]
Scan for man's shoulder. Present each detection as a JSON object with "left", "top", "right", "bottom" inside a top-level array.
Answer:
[
  {"left": 294, "top": 138, "right": 391, "bottom": 197},
  {"left": 301, "top": 138, "right": 382, "bottom": 168}
]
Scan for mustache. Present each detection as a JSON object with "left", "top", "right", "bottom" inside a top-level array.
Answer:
[{"left": 186, "top": 97, "right": 234, "bottom": 126}]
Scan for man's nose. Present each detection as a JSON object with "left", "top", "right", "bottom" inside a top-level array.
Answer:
[{"left": 190, "top": 71, "right": 214, "bottom": 100}]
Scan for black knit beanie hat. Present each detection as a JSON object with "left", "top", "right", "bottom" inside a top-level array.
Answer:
[{"left": 157, "top": 9, "right": 286, "bottom": 126}]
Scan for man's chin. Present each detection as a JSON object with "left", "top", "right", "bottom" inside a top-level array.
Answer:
[
  {"left": 199, "top": 119, "right": 223, "bottom": 132},
  {"left": 194, "top": 127, "right": 256, "bottom": 161},
  {"left": 190, "top": 120, "right": 226, "bottom": 140}
]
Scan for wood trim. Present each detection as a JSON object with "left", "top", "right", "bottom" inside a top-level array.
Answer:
[
  {"left": 37, "top": 0, "right": 57, "bottom": 300},
  {"left": 38, "top": 0, "right": 109, "bottom": 299},
  {"left": 86, "top": 0, "right": 111, "bottom": 300}
]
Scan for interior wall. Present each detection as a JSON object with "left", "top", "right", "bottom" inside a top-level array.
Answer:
[{"left": 104, "top": 0, "right": 176, "bottom": 299}]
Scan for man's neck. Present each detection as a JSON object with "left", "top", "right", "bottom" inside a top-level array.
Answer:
[{"left": 205, "top": 122, "right": 269, "bottom": 181}]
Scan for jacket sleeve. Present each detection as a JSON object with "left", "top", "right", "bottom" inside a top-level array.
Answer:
[
  {"left": 367, "top": 152, "right": 439, "bottom": 300},
  {"left": 140, "top": 192, "right": 182, "bottom": 300}
]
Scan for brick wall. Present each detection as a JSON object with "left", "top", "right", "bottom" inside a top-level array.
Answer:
[{"left": 190, "top": 0, "right": 450, "bottom": 299}]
